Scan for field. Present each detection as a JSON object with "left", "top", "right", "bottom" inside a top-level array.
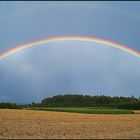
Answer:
[
  {"left": 0, "top": 109, "right": 140, "bottom": 139},
  {"left": 29, "top": 107, "right": 134, "bottom": 114},
  {"left": 134, "top": 110, "right": 140, "bottom": 114}
]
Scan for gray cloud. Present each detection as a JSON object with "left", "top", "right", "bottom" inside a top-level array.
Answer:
[
  {"left": 0, "top": 2, "right": 140, "bottom": 103},
  {"left": 1, "top": 41, "right": 140, "bottom": 103}
]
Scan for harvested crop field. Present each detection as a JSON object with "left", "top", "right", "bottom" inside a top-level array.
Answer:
[{"left": 0, "top": 109, "right": 140, "bottom": 139}]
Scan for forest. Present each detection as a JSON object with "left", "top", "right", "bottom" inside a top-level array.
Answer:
[
  {"left": 0, "top": 94, "right": 140, "bottom": 110},
  {"left": 40, "top": 94, "right": 140, "bottom": 109}
]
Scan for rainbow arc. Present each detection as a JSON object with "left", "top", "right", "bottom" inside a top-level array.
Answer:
[{"left": 0, "top": 36, "right": 140, "bottom": 59}]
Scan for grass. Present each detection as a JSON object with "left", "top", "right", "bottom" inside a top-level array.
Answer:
[{"left": 29, "top": 107, "right": 134, "bottom": 114}]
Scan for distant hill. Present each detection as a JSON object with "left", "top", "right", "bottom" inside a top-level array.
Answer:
[
  {"left": 1, "top": 94, "right": 140, "bottom": 110},
  {"left": 39, "top": 94, "right": 140, "bottom": 110}
]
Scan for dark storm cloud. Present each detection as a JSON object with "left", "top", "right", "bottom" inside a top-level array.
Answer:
[{"left": 0, "top": 2, "right": 140, "bottom": 52}]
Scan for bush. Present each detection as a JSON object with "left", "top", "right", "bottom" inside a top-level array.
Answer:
[{"left": 0, "top": 102, "right": 22, "bottom": 109}]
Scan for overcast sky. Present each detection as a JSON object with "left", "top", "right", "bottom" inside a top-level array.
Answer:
[{"left": 0, "top": 1, "right": 140, "bottom": 103}]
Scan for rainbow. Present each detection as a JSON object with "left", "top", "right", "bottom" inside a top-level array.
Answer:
[{"left": 0, "top": 36, "right": 140, "bottom": 59}]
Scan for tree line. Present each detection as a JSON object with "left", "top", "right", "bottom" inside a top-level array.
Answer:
[
  {"left": 0, "top": 94, "right": 140, "bottom": 110},
  {"left": 0, "top": 102, "right": 21, "bottom": 109},
  {"left": 41, "top": 94, "right": 140, "bottom": 109}
]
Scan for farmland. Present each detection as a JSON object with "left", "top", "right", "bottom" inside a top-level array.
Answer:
[
  {"left": 30, "top": 107, "right": 134, "bottom": 114},
  {"left": 0, "top": 109, "right": 140, "bottom": 139}
]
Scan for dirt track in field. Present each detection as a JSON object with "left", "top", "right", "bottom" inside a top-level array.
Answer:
[{"left": 0, "top": 109, "right": 140, "bottom": 139}]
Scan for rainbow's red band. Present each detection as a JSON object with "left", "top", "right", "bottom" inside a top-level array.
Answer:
[{"left": 0, "top": 36, "right": 140, "bottom": 59}]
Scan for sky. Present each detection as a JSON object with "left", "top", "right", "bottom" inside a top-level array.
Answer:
[{"left": 0, "top": 1, "right": 140, "bottom": 103}]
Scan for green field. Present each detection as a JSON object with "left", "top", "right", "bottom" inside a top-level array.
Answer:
[{"left": 29, "top": 107, "right": 134, "bottom": 114}]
